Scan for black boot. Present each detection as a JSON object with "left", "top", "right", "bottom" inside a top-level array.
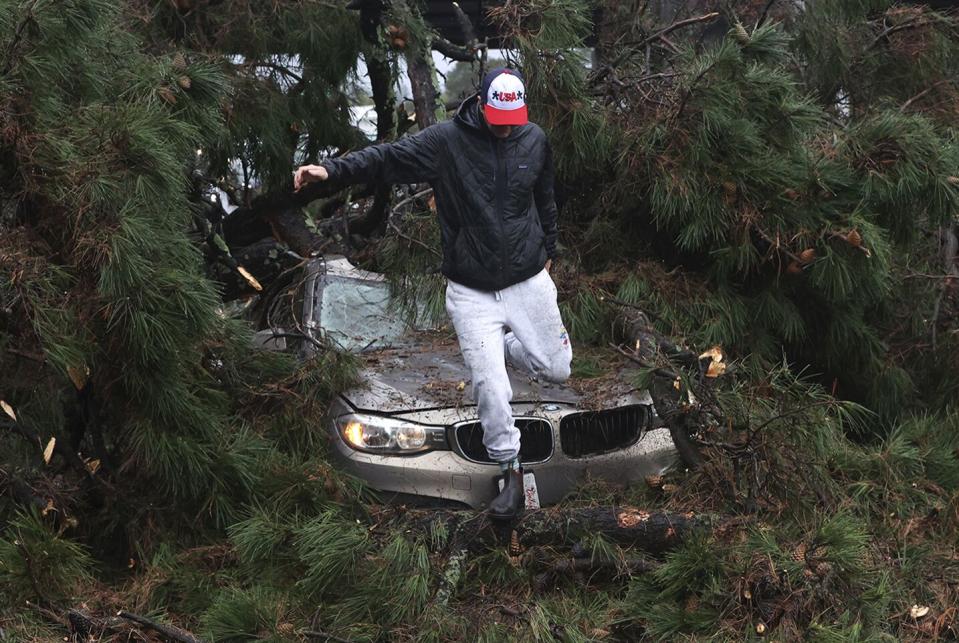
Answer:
[{"left": 489, "top": 466, "right": 525, "bottom": 521}]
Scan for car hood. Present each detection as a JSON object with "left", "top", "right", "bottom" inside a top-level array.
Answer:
[{"left": 341, "top": 331, "right": 649, "bottom": 414}]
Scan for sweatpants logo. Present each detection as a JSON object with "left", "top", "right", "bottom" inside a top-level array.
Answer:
[{"left": 560, "top": 328, "right": 569, "bottom": 347}]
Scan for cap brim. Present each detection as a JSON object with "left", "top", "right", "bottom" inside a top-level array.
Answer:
[{"left": 484, "top": 103, "right": 528, "bottom": 126}]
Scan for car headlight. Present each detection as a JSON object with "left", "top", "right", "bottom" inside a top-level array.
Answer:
[{"left": 335, "top": 413, "right": 448, "bottom": 454}]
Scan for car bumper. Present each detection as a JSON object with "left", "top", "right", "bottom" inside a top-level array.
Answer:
[{"left": 327, "top": 398, "right": 677, "bottom": 509}]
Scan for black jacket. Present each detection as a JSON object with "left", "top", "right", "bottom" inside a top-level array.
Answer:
[{"left": 321, "top": 97, "right": 559, "bottom": 292}]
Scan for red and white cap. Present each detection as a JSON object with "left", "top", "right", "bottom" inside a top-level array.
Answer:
[{"left": 481, "top": 68, "right": 528, "bottom": 126}]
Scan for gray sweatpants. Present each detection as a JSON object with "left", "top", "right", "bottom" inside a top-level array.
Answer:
[{"left": 445, "top": 268, "right": 573, "bottom": 462}]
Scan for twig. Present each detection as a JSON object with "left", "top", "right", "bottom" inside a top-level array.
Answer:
[
  {"left": 752, "top": 225, "right": 807, "bottom": 267},
  {"left": 264, "top": 330, "right": 326, "bottom": 351},
  {"left": 5, "top": 347, "right": 45, "bottom": 362},
  {"left": 304, "top": 630, "right": 355, "bottom": 643},
  {"left": 244, "top": 61, "right": 303, "bottom": 83},
  {"left": 15, "top": 535, "right": 45, "bottom": 602},
  {"left": 900, "top": 80, "right": 952, "bottom": 113},
  {"left": 117, "top": 611, "right": 204, "bottom": 643},
  {"left": 931, "top": 224, "right": 959, "bottom": 350},
  {"left": 535, "top": 556, "right": 659, "bottom": 592},
  {"left": 745, "top": 400, "right": 842, "bottom": 444},
  {"left": 672, "top": 58, "right": 720, "bottom": 123},
  {"left": 868, "top": 18, "right": 934, "bottom": 51},
  {"left": 390, "top": 187, "right": 433, "bottom": 214},
  {"left": 592, "top": 12, "right": 720, "bottom": 85},
  {"left": 756, "top": 0, "right": 779, "bottom": 28},
  {"left": 387, "top": 189, "right": 442, "bottom": 257},
  {"left": 608, "top": 342, "right": 679, "bottom": 380}
]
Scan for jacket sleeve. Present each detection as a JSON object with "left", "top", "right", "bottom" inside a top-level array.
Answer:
[
  {"left": 321, "top": 126, "right": 440, "bottom": 185},
  {"left": 533, "top": 139, "right": 560, "bottom": 260}
]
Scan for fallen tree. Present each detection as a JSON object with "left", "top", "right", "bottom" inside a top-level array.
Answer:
[{"left": 2, "top": 0, "right": 958, "bottom": 641}]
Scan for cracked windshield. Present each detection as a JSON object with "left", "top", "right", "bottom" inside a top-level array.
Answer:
[{"left": 317, "top": 274, "right": 409, "bottom": 352}]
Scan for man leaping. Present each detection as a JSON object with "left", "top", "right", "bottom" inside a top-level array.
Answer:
[{"left": 294, "top": 68, "right": 573, "bottom": 521}]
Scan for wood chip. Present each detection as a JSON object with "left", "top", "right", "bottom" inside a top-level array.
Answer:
[
  {"left": 67, "top": 364, "right": 89, "bottom": 390},
  {"left": 1, "top": 400, "right": 16, "bottom": 421},
  {"left": 237, "top": 265, "right": 263, "bottom": 291},
  {"left": 706, "top": 360, "right": 726, "bottom": 378},
  {"left": 43, "top": 437, "right": 56, "bottom": 464}
]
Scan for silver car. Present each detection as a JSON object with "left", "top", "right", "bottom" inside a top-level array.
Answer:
[{"left": 260, "top": 256, "right": 677, "bottom": 509}]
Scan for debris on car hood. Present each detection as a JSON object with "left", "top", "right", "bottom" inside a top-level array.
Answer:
[{"left": 342, "top": 330, "right": 651, "bottom": 414}]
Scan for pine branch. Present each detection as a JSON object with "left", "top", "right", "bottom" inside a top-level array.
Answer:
[
  {"left": 386, "top": 188, "right": 441, "bottom": 258},
  {"left": 868, "top": 18, "right": 935, "bottom": 51},
  {"left": 899, "top": 79, "right": 953, "bottom": 112},
  {"left": 304, "top": 630, "right": 355, "bottom": 643},
  {"left": 590, "top": 12, "right": 720, "bottom": 86},
  {"left": 0, "top": 0, "right": 41, "bottom": 76},
  {"left": 451, "top": 1, "right": 477, "bottom": 46},
  {"left": 116, "top": 612, "right": 205, "bottom": 643},
  {"left": 756, "top": 0, "right": 779, "bottom": 29},
  {"left": 431, "top": 37, "right": 478, "bottom": 62}
]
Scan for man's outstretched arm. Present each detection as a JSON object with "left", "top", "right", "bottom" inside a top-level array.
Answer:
[{"left": 295, "top": 127, "right": 439, "bottom": 191}]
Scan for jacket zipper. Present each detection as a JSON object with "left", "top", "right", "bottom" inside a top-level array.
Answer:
[{"left": 493, "top": 138, "right": 508, "bottom": 284}]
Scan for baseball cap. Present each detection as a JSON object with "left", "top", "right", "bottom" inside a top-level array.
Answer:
[{"left": 480, "top": 68, "right": 528, "bottom": 126}]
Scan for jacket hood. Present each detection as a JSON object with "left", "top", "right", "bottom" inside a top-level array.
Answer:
[{"left": 453, "top": 95, "right": 486, "bottom": 133}]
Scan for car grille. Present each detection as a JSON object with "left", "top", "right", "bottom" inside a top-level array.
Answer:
[
  {"left": 559, "top": 405, "right": 650, "bottom": 458},
  {"left": 453, "top": 418, "right": 553, "bottom": 464}
]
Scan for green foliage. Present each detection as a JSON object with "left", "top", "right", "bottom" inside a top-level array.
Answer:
[
  {"left": 200, "top": 586, "right": 293, "bottom": 643},
  {"left": 372, "top": 203, "right": 448, "bottom": 329},
  {"left": 2, "top": 1, "right": 958, "bottom": 641},
  {"left": 513, "top": 9, "right": 959, "bottom": 420},
  {"left": 0, "top": 511, "right": 93, "bottom": 605},
  {"left": 294, "top": 510, "right": 370, "bottom": 597},
  {"left": 493, "top": 0, "right": 617, "bottom": 178}
]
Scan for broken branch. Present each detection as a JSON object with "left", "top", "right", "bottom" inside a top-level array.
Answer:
[{"left": 116, "top": 611, "right": 205, "bottom": 643}]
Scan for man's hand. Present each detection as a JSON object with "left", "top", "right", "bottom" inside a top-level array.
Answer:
[{"left": 293, "top": 164, "right": 328, "bottom": 191}]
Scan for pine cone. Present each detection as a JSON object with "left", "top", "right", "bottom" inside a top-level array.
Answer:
[
  {"left": 791, "top": 541, "right": 807, "bottom": 562},
  {"left": 177, "top": 75, "right": 192, "bottom": 90},
  {"left": 846, "top": 229, "right": 862, "bottom": 247},
  {"left": 172, "top": 52, "right": 187, "bottom": 71},
  {"left": 799, "top": 248, "right": 817, "bottom": 264},
  {"left": 733, "top": 22, "right": 750, "bottom": 45},
  {"left": 391, "top": 37, "right": 407, "bottom": 49},
  {"left": 509, "top": 529, "right": 521, "bottom": 555},
  {"left": 158, "top": 86, "right": 177, "bottom": 105},
  {"left": 786, "top": 261, "right": 803, "bottom": 275}
]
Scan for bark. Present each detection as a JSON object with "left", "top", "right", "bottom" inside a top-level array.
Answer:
[
  {"left": 406, "top": 52, "right": 443, "bottom": 129},
  {"left": 609, "top": 301, "right": 718, "bottom": 470}
]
